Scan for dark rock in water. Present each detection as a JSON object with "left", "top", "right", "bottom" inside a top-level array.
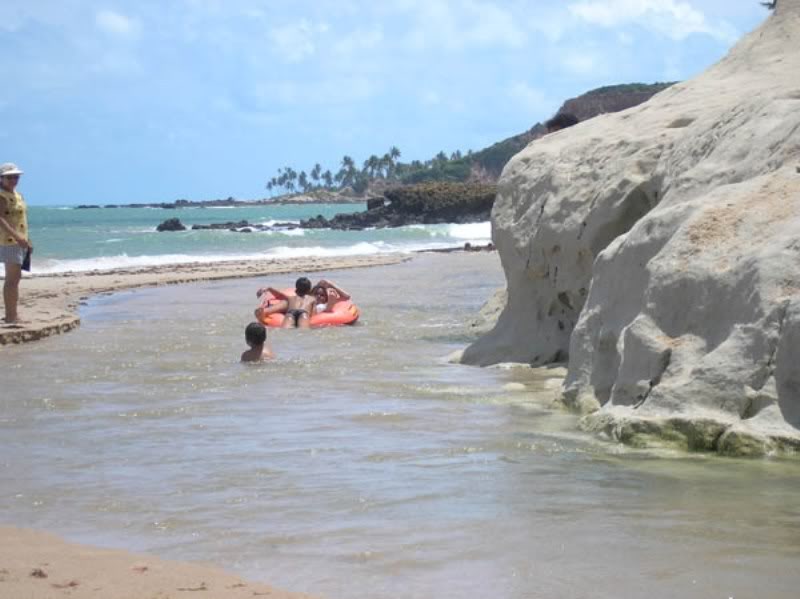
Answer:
[
  {"left": 75, "top": 204, "right": 101, "bottom": 209},
  {"left": 192, "top": 220, "right": 252, "bottom": 230},
  {"left": 189, "top": 220, "right": 300, "bottom": 233},
  {"left": 156, "top": 218, "right": 186, "bottom": 232},
  {"left": 300, "top": 182, "right": 496, "bottom": 230},
  {"left": 366, "top": 197, "right": 386, "bottom": 211}
]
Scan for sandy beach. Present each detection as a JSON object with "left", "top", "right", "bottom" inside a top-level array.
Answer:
[
  {"left": 0, "top": 254, "right": 407, "bottom": 346},
  {"left": 0, "top": 527, "right": 317, "bottom": 599}
]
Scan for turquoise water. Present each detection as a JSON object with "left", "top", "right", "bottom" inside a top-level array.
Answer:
[{"left": 25, "top": 205, "right": 491, "bottom": 274}]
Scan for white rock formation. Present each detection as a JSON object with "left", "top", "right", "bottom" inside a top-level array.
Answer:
[{"left": 462, "top": 1, "right": 800, "bottom": 454}]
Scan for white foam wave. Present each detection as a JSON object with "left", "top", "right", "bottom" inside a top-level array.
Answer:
[
  {"left": 275, "top": 228, "right": 306, "bottom": 237},
  {"left": 402, "top": 221, "right": 490, "bottom": 242},
  {"left": 447, "top": 221, "right": 491, "bottom": 240},
  {"left": 30, "top": 236, "right": 486, "bottom": 275},
  {"left": 254, "top": 219, "right": 302, "bottom": 228}
]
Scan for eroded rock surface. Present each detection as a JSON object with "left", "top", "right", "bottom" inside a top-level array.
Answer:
[{"left": 462, "top": 2, "right": 800, "bottom": 454}]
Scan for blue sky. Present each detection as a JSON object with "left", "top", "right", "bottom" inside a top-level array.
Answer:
[{"left": 1, "top": 0, "right": 769, "bottom": 206}]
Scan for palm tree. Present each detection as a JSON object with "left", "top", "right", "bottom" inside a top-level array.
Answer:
[
  {"left": 285, "top": 167, "right": 297, "bottom": 193},
  {"left": 334, "top": 168, "right": 345, "bottom": 186},
  {"left": 761, "top": 1, "right": 776, "bottom": 8},
  {"left": 310, "top": 163, "right": 322, "bottom": 186},
  {"left": 298, "top": 171, "right": 309, "bottom": 193},
  {"left": 338, "top": 156, "right": 357, "bottom": 188},
  {"left": 363, "top": 155, "right": 378, "bottom": 178},
  {"left": 378, "top": 153, "right": 392, "bottom": 178},
  {"left": 322, "top": 170, "right": 334, "bottom": 188}
]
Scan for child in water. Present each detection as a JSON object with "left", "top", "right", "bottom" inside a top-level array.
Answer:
[{"left": 240, "top": 322, "right": 274, "bottom": 362}]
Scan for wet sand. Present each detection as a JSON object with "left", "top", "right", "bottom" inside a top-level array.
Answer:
[
  {"left": 0, "top": 527, "right": 318, "bottom": 599},
  {"left": 0, "top": 254, "right": 407, "bottom": 346}
]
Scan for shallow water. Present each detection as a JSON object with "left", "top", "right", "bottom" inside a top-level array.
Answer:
[{"left": 2, "top": 253, "right": 799, "bottom": 599}]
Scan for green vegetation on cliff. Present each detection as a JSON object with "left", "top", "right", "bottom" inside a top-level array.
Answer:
[{"left": 384, "top": 182, "right": 496, "bottom": 217}]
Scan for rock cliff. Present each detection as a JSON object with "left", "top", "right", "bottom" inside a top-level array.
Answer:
[
  {"left": 462, "top": 2, "right": 800, "bottom": 455},
  {"left": 468, "top": 83, "right": 673, "bottom": 181}
]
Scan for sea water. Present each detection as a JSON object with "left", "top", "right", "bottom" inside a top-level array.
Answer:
[
  {"left": 20, "top": 204, "right": 491, "bottom": 274},
  {"left": 2, "top": 253, "right": 799, "bottom": 599}
]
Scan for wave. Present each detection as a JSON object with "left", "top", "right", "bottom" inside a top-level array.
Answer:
[
  {"left": 447, "top": 221, "right": 491, "bottom": 240},
  {"left": 30, "top": 236, "right": 492, "bottom": 275},
  {"left": 402, "top": 221, "right": 490, "bottom": 240}
]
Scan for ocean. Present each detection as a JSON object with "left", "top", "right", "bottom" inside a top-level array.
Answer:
[{"left": 25, "top": 204, "right": 491, "bottom": 274}]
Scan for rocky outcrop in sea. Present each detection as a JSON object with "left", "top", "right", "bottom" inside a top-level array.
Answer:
[
  {"left": 300, "top": 182, "right": 496, "bottom": 230},
  {"left": 462, "top": 1, "right": 800, "bottom": 455},
  {"left": 155, "top": 218, "right": 299, "bottom": 233}
]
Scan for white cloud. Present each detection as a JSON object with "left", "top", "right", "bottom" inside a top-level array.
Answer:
[
  {"left": 90, "top": 52, "right": 143, "bottom": 76},
  {"left": 562, "top": 51, "right": 601, "bottom": 76},
  {"left": 617, "top": 31, "right": 634, "bottom": 45},
  {"left": 269, "top": 20, "right": 329, "bottom": 63},
  {"left": 568, "top": 0, "right": 737, "bottom": 42},
  {"left": 95, "top": 9, "right": 141, "bottom": 39},
  {"left": 464, "top": 1, "right": 526, "bottom": 48},
  {"left": 332, "top": 27, "right": 384, "bottom": 58},
  {"left": 403, "top": 0, "right": 526, "bottom": 51},
  {"left": 507, "top": 82, "right": 550, "bottom": 113},
  {"left": 244, "top": 75, "right": 377, "bottom": 111}
]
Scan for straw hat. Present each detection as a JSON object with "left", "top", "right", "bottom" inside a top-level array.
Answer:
[{"left": 0, "top": 163, "right": 24, "bottom": 176}]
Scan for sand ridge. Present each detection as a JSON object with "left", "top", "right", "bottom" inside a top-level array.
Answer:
[
  {"left": 0, "top": 526, "right": 318, "bottom": 599},
  {"left": 0, "top": 255, "right": 408, "bottom": 346}
]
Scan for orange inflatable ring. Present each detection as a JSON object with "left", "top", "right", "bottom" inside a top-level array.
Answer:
[{"left": 257, "top": 288, "right": 360, "bottom": 328}]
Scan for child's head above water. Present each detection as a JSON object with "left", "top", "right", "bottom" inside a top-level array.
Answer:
[
  {"left": 295, "top": 277, "right": 312, "bottom": 296},
  {"left": 245, "top": 322, "right": 267, "bottom": 347}
]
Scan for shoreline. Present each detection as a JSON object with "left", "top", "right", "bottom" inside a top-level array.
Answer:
[
  {"left": 0, "top": 254, "right": 409, "bottom": 346},
  {"left": 0, "top": 526, "right": 318, "bottom": 599}
]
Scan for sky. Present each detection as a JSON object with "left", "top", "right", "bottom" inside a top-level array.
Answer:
[{"left": 0, "top": 0, "right": 770, "bottom": 206}]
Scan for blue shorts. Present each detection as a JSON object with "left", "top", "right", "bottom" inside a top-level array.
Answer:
[{"left": 0, "top": 245, "right": 25, "bottom": 266}]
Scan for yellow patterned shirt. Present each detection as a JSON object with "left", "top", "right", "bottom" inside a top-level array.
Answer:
[{"left": 0, "top": 189, "right": 28, "bottom": 246}]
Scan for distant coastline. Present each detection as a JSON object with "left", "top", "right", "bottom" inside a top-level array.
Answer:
[{"left": 75, "top": 190, "right": 367, "bottom": 210}]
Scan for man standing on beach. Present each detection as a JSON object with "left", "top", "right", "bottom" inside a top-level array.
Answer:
[{"left": 0, "top": 163, "right": 32, "bottom": 324}]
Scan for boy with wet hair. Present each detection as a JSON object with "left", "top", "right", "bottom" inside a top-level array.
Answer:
[
  {"left": 241, "top": 322, "right": 273, "bottom": 362},
  {"left": 262, "top": 276, "right": 317, "bottom": 328}
]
